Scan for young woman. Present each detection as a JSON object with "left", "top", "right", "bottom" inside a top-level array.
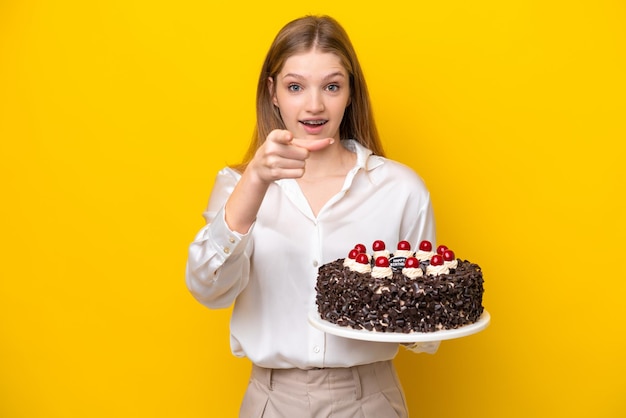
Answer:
[{"left": 186, "top": 15, "right": 438, "bottom": 417}]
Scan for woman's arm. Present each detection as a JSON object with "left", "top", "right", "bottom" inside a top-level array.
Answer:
[
  {"left": 186, "top": 130, "right": 333, "bottom": 308},
  {"left": 186, "top": 169, "right": 252, "bottom": 309}
]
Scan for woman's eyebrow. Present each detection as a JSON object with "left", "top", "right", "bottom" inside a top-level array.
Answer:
[
  {"left": 322, "top": 72, "right": 347, "bottom": 81},
  {"left": 281, "top": 71, "right": 346, "bottom": 81}
]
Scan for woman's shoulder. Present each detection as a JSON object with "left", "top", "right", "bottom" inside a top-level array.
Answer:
[
  {"left": 368, "top": 155, "right": 428, "bottom": 189},
  {"left": 207, "top": 166, "right": 242, "bottom": 196},
  {"left": 348, "top": 140, "right": 426, "bottom": 185},
  {"left": 210, "top": 166, "right": 243, "bottom": 187},
  {"left": 217, "top": 166, "right": 242, "bottom": 179}
]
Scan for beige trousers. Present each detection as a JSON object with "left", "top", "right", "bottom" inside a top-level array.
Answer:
[{"left": 239, "top": 360, "right": 409, "bottom": 418}]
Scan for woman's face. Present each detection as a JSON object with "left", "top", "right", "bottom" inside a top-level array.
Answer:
[{"left": 269, "top": 50, "right": 351, "bottom": 142}]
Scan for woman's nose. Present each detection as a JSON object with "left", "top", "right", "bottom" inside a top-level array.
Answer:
[{"left": 306, "top": 90, "right": 325, "bottom": 113}]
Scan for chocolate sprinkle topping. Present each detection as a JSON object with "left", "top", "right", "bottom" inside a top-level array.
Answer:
[{"left": 316, "top": 259, "right": 484, "bottom": 333}]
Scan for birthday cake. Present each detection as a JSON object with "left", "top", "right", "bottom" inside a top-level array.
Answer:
[{"left": 315, "top": 240, "right": 484, "bottom": 333}]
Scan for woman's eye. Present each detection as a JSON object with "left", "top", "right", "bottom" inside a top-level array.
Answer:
[
  {"left": 327, "top": 84, "right": 340, "bottom": 92},
  {"left": 288, "top": 84, "right": 301, "bottom": 92}
]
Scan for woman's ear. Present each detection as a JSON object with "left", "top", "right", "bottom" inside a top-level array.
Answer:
[{"left": 267, "top": 77, "right": 278, "bottom": 107}]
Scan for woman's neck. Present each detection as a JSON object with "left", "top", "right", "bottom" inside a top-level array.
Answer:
[
  {"left": 296, "top": 142, "right": 356, "bottom": 216},
  {"left": 300, "top": 141, "right": 355, "bottom": 180}
]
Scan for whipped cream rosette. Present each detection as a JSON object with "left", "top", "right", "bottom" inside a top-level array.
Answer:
[
  {"left": 426, "top": 254, "right": 450, "bottom": 276},
  {"left": 343, "top": 248, "right": 359, "bottom": 269},
  {"left": 402, "top": 256, "right": 423, "bottom": 278},
  {"left": 351, "top": 253, "right": 372, "bottom": 274},
  {"left": 415, "top": 239, "right": 435, "bottom": 262},
  {"left": 371, "top": 256, "right": 393, "bottom": 279},
  {"left": 442, "top": 249, "right": 458, "bottom": 270},
  {"left": 393, "top": 240, "right": 414, "bottom": 259},
  {"left": 371, "top": 240, "right": 391, "bottom": 260}
]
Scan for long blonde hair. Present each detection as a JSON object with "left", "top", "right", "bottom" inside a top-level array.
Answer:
[{"left": 235, "top": 15, "right": 384, "bottom": 171}]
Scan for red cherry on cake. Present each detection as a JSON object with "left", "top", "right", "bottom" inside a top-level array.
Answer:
[
  {"left": 348, "top": 249, "right": 359, "bottom": 259},
  {"left": 404, "top": 257, "right": 420, "bottom": 269},
  {"left": 372, "top": 240, "right": 386, "bottom": 252},
  {"left": 419, "top": 240, "right": 433, "bottom": 252},
  {"left": 375, "top": 256, "right": 390, "bottom": 267},
  {"left": 397, "top": 240, "right": 411, "bottom": 251},
  {"left": 436, "top": 245, "right": 448, "bottom": 255},
  {"left": 354, "top": 243, "right": 367, "bottom": 254},
  {"left": 430, "top": 254, "right": 444, "bottom": 266},
  {"left": 355, "top": 253, "right": 370, "bottom": 264},
  {"left": 442, "top": 249, "right": 456, "bottom": 262}
]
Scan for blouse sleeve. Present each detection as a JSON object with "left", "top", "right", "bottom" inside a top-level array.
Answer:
[
  {"left": 406, "top": 190, "right": 436, "bottom": 245},
  {"left": 395, "top": 162, "right": 436, "bottom": 246},
  {"left": 185, "top": 168, "right": 253, "bottom": 309}
]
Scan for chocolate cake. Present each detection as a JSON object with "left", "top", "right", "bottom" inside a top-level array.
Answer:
[{"left": 315, "top": 240, "right": 484, "bottom": 333}]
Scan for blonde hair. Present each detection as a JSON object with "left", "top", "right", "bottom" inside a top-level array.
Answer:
[{"left": 235, "top": 15, "right": 384, "bottom": 171}]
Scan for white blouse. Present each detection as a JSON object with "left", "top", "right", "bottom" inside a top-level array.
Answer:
[{"left": 186, "top": 140, "right": 437, "bottom": 369}]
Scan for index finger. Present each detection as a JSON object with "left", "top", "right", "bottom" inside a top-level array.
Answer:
[
  {"left": 291, "top": 137, "right": 335, "bottom": 152},
  {"left": 267, "top": 129, "right": 294, "bottom": 145}
]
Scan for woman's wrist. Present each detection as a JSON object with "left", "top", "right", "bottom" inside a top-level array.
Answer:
[{"left": 224, "top": 167, "right": 270, "bottom": 234}]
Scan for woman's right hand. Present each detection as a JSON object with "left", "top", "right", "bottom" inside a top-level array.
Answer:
[
  {"left": 247, "top": 129, "right": 334, "bottom": 184},
  {"left": 224, "top": 130, "right": 333, "bottom": 233}
]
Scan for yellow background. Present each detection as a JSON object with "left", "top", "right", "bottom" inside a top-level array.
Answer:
[{"left": 1, "top": 0, "right": 625, "bottom": 417}]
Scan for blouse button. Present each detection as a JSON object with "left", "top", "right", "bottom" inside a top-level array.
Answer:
[
  {"left": 223, "top": 247, "right": 230, "bottom": 254},
  {"left": 229, "top": 236, "right": 235, "bottom": 244},
  {"left": 313, "top": 346, "right": 320, "bottom": 353},
  {"left": 312, "top": 260, "right": 318, "bottom": 267}
]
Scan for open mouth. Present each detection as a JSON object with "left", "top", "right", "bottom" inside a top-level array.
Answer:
[{"left": 300, "top": 120, "right": 328, "bottom": 126}]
